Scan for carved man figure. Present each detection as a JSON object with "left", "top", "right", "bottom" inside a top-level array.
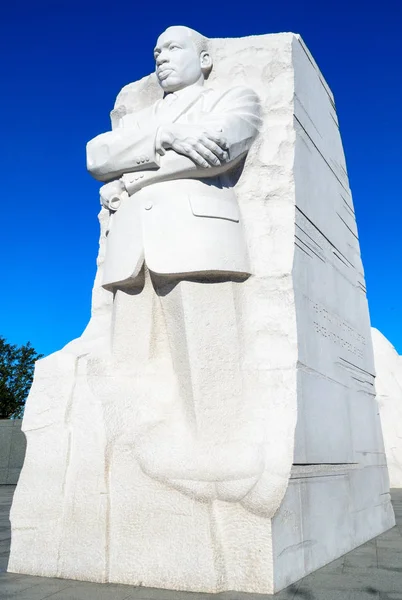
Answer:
[
  {"left": 86, "top": 26, "right": 264, "bottom": 504},
  {"left": 87, "top": 25, "right": 261, "bottom": 288}
]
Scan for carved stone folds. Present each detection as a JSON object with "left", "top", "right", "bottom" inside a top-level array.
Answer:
[{"left": 8, "top": 32, "right": 394, "bottom": 594}]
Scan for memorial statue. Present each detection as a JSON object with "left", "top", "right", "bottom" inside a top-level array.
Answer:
[
  {"left": 87, "top": 25, "right": 261, "bottom": 286},
  {"left": 9, "top": 27, "right": 393, "bottom": 594},
  {"left": 86, "top": 25, "right": 265, "bottom": 504}
]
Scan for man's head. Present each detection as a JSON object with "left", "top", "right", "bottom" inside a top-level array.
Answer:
[{"left": 154, "top": 26, "right": 212, "bottom": 93}]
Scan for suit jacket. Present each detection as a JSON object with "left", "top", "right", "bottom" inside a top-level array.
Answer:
[{"left": 86, "top": 85, "right": 261, "bottom": 289}]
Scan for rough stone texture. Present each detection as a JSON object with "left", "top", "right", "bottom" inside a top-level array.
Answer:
[
  {"left": 372, "top": 328, "right": 402, "bottom": 488},
  {"left": 2, "top": 486, "right": 402, "bottom": 600},
  {"left": 0, "top": 421, "right": 26, "bottom": 485},
  {"left": 8, "top": 32, "right": 394, "bottom": 594}
]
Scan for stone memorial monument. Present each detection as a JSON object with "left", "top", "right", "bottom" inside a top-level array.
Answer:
[
  {"left": 8, "top": 26, "right": 395, "bottom": 594},
  {"left": 372, "top": 328, "right": 402, "bottom": 488}
]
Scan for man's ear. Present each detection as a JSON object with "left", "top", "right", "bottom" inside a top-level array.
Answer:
[{"left": 200, "top": 51, "right": 213, "bottom": 76}]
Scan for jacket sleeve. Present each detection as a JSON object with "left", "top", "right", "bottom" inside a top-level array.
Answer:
[
  {"left": 86, "top": 120, "right": 161, "bottom": 182},
  {"left": 122, "top": 86, "right": 261, "bottom": 194}
]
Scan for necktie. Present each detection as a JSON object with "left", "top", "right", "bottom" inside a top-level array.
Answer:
[{"left": 163, "top": 93, "right": 177, "bottom": 106}]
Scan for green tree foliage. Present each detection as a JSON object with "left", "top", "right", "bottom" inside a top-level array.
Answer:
[{"left": 0, "top": 337, "right": 43, "bottom": 419}]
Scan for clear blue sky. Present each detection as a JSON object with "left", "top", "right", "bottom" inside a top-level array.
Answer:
[{"left": 1, "top": 0, "right": 401, "bottom": 356}]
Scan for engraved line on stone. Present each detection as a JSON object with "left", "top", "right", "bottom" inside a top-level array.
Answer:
[
  {"left": 332, "top": 251, "right": 351, "bottom": 269},
  {"left": 296, "top": 222, "right": 357, "bottom": 281},
  {"left": 330, "top": 112, "right": 340, "bottom": 130},
  {"left": 350, "top": 375, "right": 374, "bottom": 387},
  {"left": 294, "top": 115, "right": 350, "bottom": 194},
  {"left": 296, "top": 207, "right": 353, "bottom": 267},
  {"left": 336, "top": 212, "right": 359, "bottom": 241},
  {"left": 295, "top": 223, "right": 323, "bottom": 249},
  {"left": 342, "top": 201, "right": 356, "bottom": 219},
  {"left": 295, "top": 242, "right": 313, "bottom": 258},
  {"left": 297, "top": 361, "right": 357, "bottom": 390},
  {"left": 292, "top": 463, "right": 359, "bottom": 467},
  {"left": 337, "top": 357, "right": 375, "bottom": 378},
  {"left": 297, "top": 132, "right": 313, "bottom": 155},
  {"left": 294, "top": 235, "right": 325, "bottom": 263},
  {"left": 291, "top": 473, "right": 345, "bottom": 481},
  {"left": 340, "top": 194, "right": 355, "bottom": 215},
  {"left": 330, "top": 158, "right": 349, "bottom": 184},
  {"left": 333, "top": 250, "right": 354, "bottom": 268},
  {"left": 296, "top": 38, "right": 336, "bottom": 109},
  {"left": 294, "top": 94, "right": 323, "bottom": 138}
]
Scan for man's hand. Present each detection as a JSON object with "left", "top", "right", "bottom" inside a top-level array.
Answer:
[
  {"left": 99, "top": 179, "right": 126, "bottom": 211},
  {"left": 158, "top": 124, "right": 229, "bottom": 168}
]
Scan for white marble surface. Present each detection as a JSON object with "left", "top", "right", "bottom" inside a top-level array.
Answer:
[
  {"left": 273, "top": 464, "right": 394, "bottom": 590},
  {"left": 9, "top": 30, "right": 299, "bottom": 594},
  {"left": 270, "top": 37, "right": 394, "bottom": 590},
  {"left": 8, "top": 29, "right": 394, "bottom": 595},
  {"left": 372, "top": 327, "right": 402, "bottom": 488}
]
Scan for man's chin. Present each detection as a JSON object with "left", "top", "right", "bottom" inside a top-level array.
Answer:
[
  {"left": 159, "top": 82, "right": 180, "bottom": 93},
  {"left": 158, "top": 77, "right": 185, "bottom": 93}
]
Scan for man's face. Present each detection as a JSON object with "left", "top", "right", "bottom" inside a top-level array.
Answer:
[{"left": 154, "top": 27, "right": 203, "bottom": 93}]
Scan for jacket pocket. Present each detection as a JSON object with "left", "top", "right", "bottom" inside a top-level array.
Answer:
[{"left": 189, "top": 195, "right": 240, "bottom": 222}]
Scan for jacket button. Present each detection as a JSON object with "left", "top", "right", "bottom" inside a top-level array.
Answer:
[{"left": 144, "top": 201, "right": 153, "bottom": 210}]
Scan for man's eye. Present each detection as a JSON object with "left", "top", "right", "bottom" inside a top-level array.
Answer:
[{"left": 169, "top": 45, "right": 180, "bottom": 51}]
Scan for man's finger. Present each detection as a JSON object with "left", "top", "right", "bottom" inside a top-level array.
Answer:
[
  {"left": 203, "top": 130, "right": 228, "bottom": 149},
  {"left": 195, "top": 143, "right": 222, "bottom": 166},
  {"left": 187, "top": 148, "right": 210, "bottom": 168},
  {"left": 200, "top": 137, "right": 229, "bottom": 161},
  {"left": 175, "top": 143, "right": 209, "bottom": 167}
]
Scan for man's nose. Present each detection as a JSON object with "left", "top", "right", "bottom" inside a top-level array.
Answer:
[{"left": 156, "top": 52, "right": 169, "bottom": 66}]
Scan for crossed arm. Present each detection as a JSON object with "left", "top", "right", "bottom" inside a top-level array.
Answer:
[{"left": 86, "top": 86, "right": 261, "bottom": 205}]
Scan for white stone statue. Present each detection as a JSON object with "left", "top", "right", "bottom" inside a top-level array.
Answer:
[
  {"left": 87, "top": 26, "right": 260, "bottom": 286},
  {"left": 85, "top": 26, "right": 266, "bottom": 504},
  {"left": 372, "top": 328, "right": 402, "bottom": 487},
  {"left": 8, "top": 27, "right": 394, "bottom": 595}
]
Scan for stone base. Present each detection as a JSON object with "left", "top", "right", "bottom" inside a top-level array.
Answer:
[
  {"left": 272, "top": 464, "right": 394, "bottom": 591},
  {"left": 8, "top": 459, "right": 394, "bottom": 594}
]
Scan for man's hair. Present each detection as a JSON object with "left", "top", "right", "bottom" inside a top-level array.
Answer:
[{"left": 162, "top": 26, "right": 212, "bottom": 76}]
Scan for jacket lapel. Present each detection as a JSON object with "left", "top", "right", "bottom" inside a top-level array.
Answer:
[{"left": 156, "top": 86, "right": 207, "bottom": 124}]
